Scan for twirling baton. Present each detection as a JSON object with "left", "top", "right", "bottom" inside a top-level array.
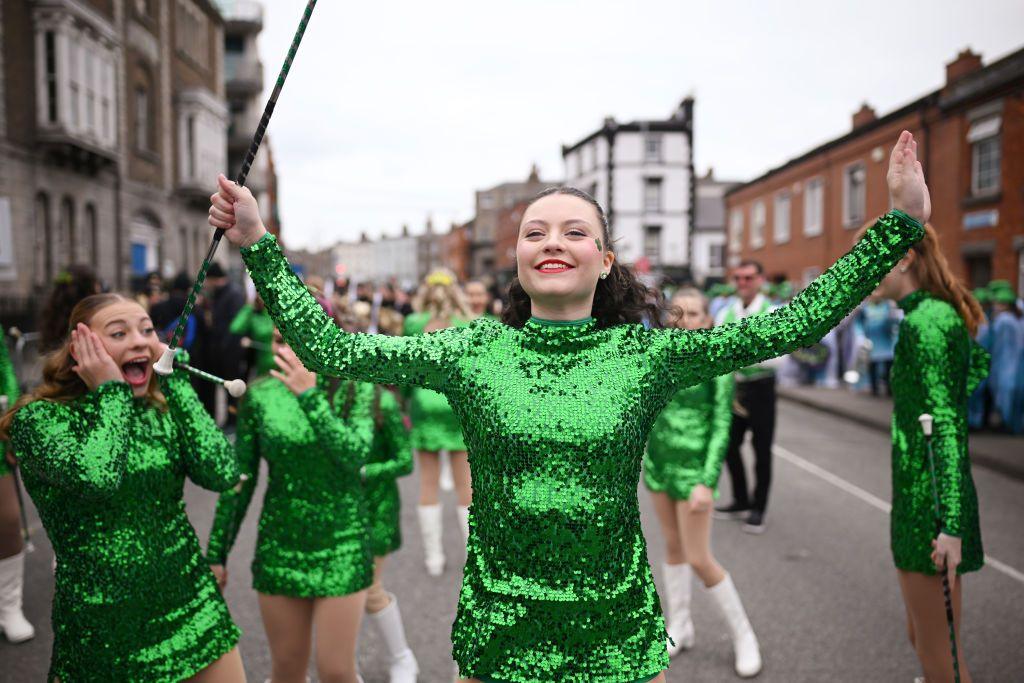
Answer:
[
  {"left": 240, "top": 337, "right": 272, "bottom": 352},
  {"left": 155, "top": 0, "right": 319, "bottom": 376},
  {"left": 173, "top": 361, "right": 247, "bottom": 398},
  {"left": 918, "top": 413, "right": 962, "bottom": 683},
  {"left": 1, "top": 395, "right": 33, "bottom": 552}
]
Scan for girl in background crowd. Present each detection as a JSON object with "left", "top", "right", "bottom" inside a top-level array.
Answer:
[
  {"left": 871, "top": 221, "right": 988, "bottom": 683},
  {"left": 987, "top": 281, "right": 1023, "bottom": 434},
  {"left": 208, "top": 322, "right": 372, "bottom": 683},
  {"left": 1, "top": 294, "right": 243, "bottom": 681},
  {"left": 404, "top": 270, "right": 472, "bottom": 576},
  {"left": 643, "top": 288, "right": 760, "bottom": 677}
]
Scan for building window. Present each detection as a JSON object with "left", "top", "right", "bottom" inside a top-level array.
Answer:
[
  {"left": 588, "top": 182, "right": 599, "bottom": 203},
  {"left": 35, "top": 193, "right": 52, "bottom": 287},
  {"left": 590, "top": 142, "right": 598, "bottom": 171},
  {"left": 176, "top": 0, "right": 210, "bottom": 68},
  {"left": 644, "top": 178, "right": 663, "bottom": 212},
  {"left": 644, "top": 225, "right": 662, "bottom": 265},
  {"left": 843, "top": 163, "right": 866, "bottom": 227},
  {"left": 802, "top": 266, "right": 821, "bottom": 288},
  {"left": 968, "top": 116, "right": 1001, "bottom": 196},
  {"left": 728, "top": 209, "right": 744, "bottom": 253},
  {"left": 135, "top": 83, "right": 152, "bottom": 152},
  {"left": 804, "top": 177, "right": 824, "bottom": 236},
  {"left": 186, "top": 114, "right": 196, "bottom": 177},
  {"left": 45, "top": 32, "right": 58, "bottom": 123},
  {"left": 83, "top": 204, "right": 97, "bottom": 264},
  {"left": 644, "top": 135, "right": 662, "bottom": 162},
  {"left": 964, "top": 254, "right": 992, "bottom": 288},
  {"left": 59, "top": 197, "right": 75, "bottom": 269},
  {"left": 709, "top": 243, "right": 725, "bottom": 269},
  {"left": 751, "top": 200, "right": 766, "bottom": 249},
  {"left": 773, "top": 192, "right": 791, "bottom": 244}
]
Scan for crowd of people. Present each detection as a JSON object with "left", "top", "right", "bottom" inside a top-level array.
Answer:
[{"left": 0, "top": 131, "right": 995, "bottom": 683}]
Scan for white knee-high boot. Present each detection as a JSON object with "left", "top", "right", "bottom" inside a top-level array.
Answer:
[
  {"left": 417, "top": 504, "right": 445, "bottom": 576},
  {"left": 367, "top": 593, "right": 419, "bottom": 682},
  {"left": 663, "top": 563, "right": 695, "bottom": 656},
  {"left": 456, "top": 505, "right": 470, "bottom": 543},
  {"left": 0, "top": 551, "right": 34, "bottom": 643},
  {"left": 708, "top": 573, "right": 761, "bottom": 677},
  {"left": 439, "top": 451, "right": 455, "bottom": 492}
]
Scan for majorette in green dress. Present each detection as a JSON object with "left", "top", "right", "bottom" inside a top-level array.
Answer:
[
  {"left": 207, "top": 376, "right": 374, "bottom": 597},
  {"left": 0, "top": 337, "right": 18, "bottom": 478},
  {"left": 11, "top": 369, "right": 241, "bottom": 682},
  {"left": 889, "top": 290, "right": 988, "bottom": 575},
  {"left": 403, "top": 311, "right": 467, "bottom": 452},
  {"left": 240, "top": 210, "right": 922, "bottom": 682}
]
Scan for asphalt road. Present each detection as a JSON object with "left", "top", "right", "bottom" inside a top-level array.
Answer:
[{"left": 4, "top": 401, "right": 1023, "bottom": 682}]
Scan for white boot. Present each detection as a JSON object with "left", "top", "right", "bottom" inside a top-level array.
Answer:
[
  {"left": 456, "top": 505, "right": 470, "bottom": 544},
  {"left": 0, "top": 552, "right": 35, "bottom": 643},
  {"left": 439, "top": 451, "right": 455, "bottom": 492},
  {"left": 367, "top": 593, "right": 419, "bottom": 683},
  {"left": 417, "top": 504, "right": 445, "bottom": 576},
  {"left": 708, "top": 573, "right": 761, "bottom": 678},
  {"left": 663, "top": 563, "right": 695, "bottom": 656}
]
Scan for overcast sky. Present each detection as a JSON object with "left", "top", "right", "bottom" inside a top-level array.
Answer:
[{"left": 253, "top": 0, "right": 1024, "bottom": 250}]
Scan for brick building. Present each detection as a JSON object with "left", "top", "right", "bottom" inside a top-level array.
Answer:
[
  {"left": 471, "top": 165, "right": 557, "bottom": 277},
  {"left": 726, "top": 47, "right": 1024, "bottom": 292},
  {"left": 441, "top": 220, "right": 472, "bottom": 282},
  {"left": 0, "top": 0, "right": 232, "bottom": 324}
]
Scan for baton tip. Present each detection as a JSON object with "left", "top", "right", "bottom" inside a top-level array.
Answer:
[
  {"left": 224, "top": 379, "right": 248, "bottom": 398},
  {"left": 154, "top": 349, "right": 177, "bottom": 376},
  {"left": 918, "top": 413, "right": 934, "bottom": 436}
]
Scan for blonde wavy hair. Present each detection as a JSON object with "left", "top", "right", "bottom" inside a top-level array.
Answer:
[{"left": 412, "top": 268, "right": 471, "bottom": 323}]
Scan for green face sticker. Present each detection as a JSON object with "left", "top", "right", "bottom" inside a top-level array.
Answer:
[{"left": 595, "top": 238, "right": 603, "bottom": 252}]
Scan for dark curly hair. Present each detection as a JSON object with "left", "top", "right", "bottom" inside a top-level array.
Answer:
[{"left": 501, "top": 186, "right": 671, "bottom": 329}]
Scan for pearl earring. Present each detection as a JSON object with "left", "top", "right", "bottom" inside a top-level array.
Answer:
[
  {"left": 899, "top": 267, "right": 908, "bottom": 274},
  {"left": 599, "top": 272, "right": 608, "bottom": 280}
]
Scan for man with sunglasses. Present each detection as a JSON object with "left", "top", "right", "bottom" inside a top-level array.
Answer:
[{"left": 713, "top": 260, "right": 781, "bottom": 534}]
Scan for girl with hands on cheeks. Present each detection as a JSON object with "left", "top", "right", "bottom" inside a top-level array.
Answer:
[{"left": 643, "top": 289, "right": 760, "bottom": 675}]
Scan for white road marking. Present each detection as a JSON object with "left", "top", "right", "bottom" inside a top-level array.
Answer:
[{"left": 774, "top": 444, "right": 1024, "bottom": 587}]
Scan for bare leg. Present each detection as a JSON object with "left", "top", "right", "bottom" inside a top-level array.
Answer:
[
  {"left": 187, "top": 647, "right": 246, "bottom": 683},
  {"left": 258, "top": 593, "right": 314, "bottom": 683},
  {"left": 450, "top": 450, "right": 472, "bottom": 508},
  {"left": 366, "top": 556, "right": 390, "bottom": 614},
  {"left": 897, "top": 570, "right": 971, "bottom": 683},
  {"left": 418, "top": 451, "right": 441, "bottom": 505},
  {"left": 0, "top": 474, "right": 23, "bottom": 559},
  {"left": 676, "top": 500, "right": 726, "bottom": 588},
  {"left": 312, "top": 590, "right": 368, "bottom": 683},
  {"left": 648, "top": 490, "right": 685, "bottom": 565}
]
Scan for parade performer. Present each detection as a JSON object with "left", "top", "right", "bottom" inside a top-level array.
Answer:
[
  {"left": 207, "top": 325, "right": 373, "bottom": 683},
  {"left": 0, "top": 334, "right": 34, "bottom": 643},
  {"left": 229, "top": 296, "right": 276, "bottom": 377},
  {"left": 643, "top": 289, "right": 760, "bottom": 676},
  {"left": 208, "top": 131, "right": 928, "bottom": 683},
  {"left": 465, "top": 280, "right": 497, "bottom": 319},
  {"left": 871, "top": 221, "right": 987, "bottom": 683},
  {"left": 404, "top": 271, "right": 472, "bottom": 576},
  {"left": 987, "top": 281, "right": 1023, "bottom": 434},
  {"left": 0, "top": 294, "right": 244, "bottom": 682}
]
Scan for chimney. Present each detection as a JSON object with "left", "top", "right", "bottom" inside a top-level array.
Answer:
[
  {"left": 425, "top": 215, "right": 434, "bottom": 233},
  {"left": 946, "top": 48, "right": 982, "bottom": 85},
  {"left": 527, "top": 163, "right": 540, "bottom": 183},
  {"left": 401, "top": 223, "right": 410, "bottom": 237},
  {"left": 852, "top": 103, "right": 877, "bottom": 129},
  {"left": 703, "top": 167, "right": 715, "bottom": 180}
]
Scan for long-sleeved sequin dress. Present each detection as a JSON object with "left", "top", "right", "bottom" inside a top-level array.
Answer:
[
  {"left": 207, "top": 376, "right": 374, "bottom": 597},
  {"left": 403, "top": 312, "right": 467, "bottom": 451},
  {"left": 1, "top": 338, "right": 18, "bottom": 477},
  {"left": 643, "top": 372, "right": 734, "bottom": 501},
  {"left": 339, "top": 381, "right": 413, "bottom": 557},
  {"left": 890, "top": 290, "right": 988, "bottom": 575},
  {"left": 241, "top": 210, "right": 922, "bottom": 682},
  {"left": 10, "top": 371, "right": 241, "bottom": 682}
]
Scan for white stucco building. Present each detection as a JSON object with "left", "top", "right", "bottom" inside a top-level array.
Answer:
[{"left": 561, "top": 98, "right": 695, "bottom": 281}]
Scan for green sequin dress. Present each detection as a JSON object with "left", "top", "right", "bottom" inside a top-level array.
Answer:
[
  {"left": 890, "top": 290, "right": 987, "bottom": 575},
  {"left": 643, "top": 372, "right": 734, "bottom": 501},
  {"left": 403, "top": 312, "right": 468, "bottom": 452},
  {"left": 11, "top": 373, "right": 241, "bottom": 682},
  {"left": 207, "top": 376, "right": 374, "bottom": 597},
  {"left": 344, "top": 382, "right": 413, "bottom": 557},
  {"left": 1, "top": 338, "right": 18, "bottom": 478},
  {"left": 241, "top": 210, "right": 922, "bottom": 682}
]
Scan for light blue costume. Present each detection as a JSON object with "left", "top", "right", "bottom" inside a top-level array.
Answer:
[{"left": 990, "top": 310, "right": 1024, "bottom": 433}]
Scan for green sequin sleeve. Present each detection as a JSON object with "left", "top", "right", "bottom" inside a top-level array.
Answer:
[
  {"left": 362, "top": 389, "right": 413, "bottom": 483},
  {"left": 206, "top": 395, "right": 261, "bottom": 565},
  {"left": 0, "top": 339, "right": 18, "bottom": 403},
  {"left": 701, "top": 372, "right": 735, "bottom": 489},
  {"left": 655, "top": 210, "right": 923, "bottom": 390},
  {"left": 161, "top": 369, "right": 239, "bottom": 492},
  {"left": 12, "top": 382, "right": 134, "bottom": 499},
  {"left": 242, "top": 234, "right": 471, "bottom": 387},
  {"left": 298, "top": 386, "right": 368, "bottom": 478}
]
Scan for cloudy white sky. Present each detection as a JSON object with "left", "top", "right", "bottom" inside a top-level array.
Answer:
[{"left": 253, "top": 0, "right": 1024, "bottom": 249}]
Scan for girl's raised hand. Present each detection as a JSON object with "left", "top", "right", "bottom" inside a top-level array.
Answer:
[
  {"left": 887, "top": 130, "right": 931, "bottom": 224},
  {"left": 208, "top": 174, "right": 267, "bottom": 249},
  {"left": 70, "top": 324, "right": 125, "bottom": 390},
  {"left": 270, "top": 345, "right": 317, "bottom": 396}
]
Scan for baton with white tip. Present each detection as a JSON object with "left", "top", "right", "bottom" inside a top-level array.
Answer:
[{"left": 173, "top": 361, "right": 247, "bottom": 398}]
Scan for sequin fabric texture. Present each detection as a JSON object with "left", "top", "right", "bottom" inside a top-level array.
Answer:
[
  {"left": 242, "top": 210, "right": 922, "bottom": 682},
  {"left": 403, "top": 312, "right": 468, "bottom": 452},
  {"left": 889, "top": 290, "right": 987, "bottom": 574},
  {"left": 11, "top": 372, "right": 241, "bottom": 682},
  {"left": 207, "top": 376, "right": 374, "bottom": 597},
  {"left": 643, "top": 372, "right": 734, "bottom": 501},
  {"left": 346, "top": 382, "right": 413, "bottom": 557},
  {"left": 0, "top": 338, "right": 18, "bottom": 477}
]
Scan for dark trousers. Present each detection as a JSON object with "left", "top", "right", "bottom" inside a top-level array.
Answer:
[
  {"left": 723, "top": 376, "right": 777, "bottom": 512},
  {"left": 867, "top": 360, "right": 893, "bottom": 397}
]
